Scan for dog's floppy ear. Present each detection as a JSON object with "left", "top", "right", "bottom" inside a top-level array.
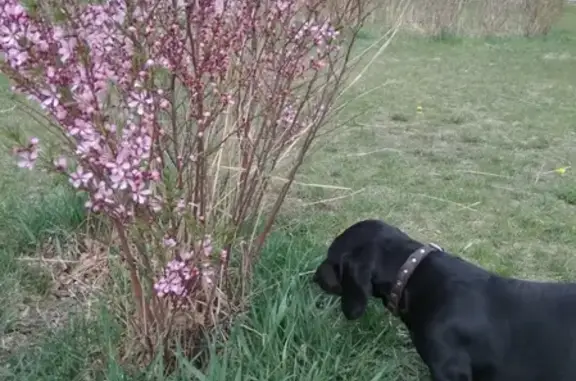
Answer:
[
  {"left": 340, "top": 249, "right": 373, "bottom": 320},
  {"left": 313, "top": 261, "right": 342, "bottom": 295}
]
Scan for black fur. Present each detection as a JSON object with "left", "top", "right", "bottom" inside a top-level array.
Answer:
[{"left": 313, "top": 219, "right": 576, "bottom": 381}]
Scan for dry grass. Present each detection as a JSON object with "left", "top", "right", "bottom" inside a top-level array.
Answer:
[{"left": 370, "top": 0, "right": 566, "bottom": 37}]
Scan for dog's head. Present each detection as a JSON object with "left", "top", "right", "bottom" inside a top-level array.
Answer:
[
  {"left": 313, "top": 250, "right": 374, "bottom": 320},
  {"left": 313, "top": 219, "right": 421, "bottom": 320}
]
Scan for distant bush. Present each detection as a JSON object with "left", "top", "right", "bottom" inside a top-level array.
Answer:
[{"left": 371, "top": 0, "right": 566, "bottom": 37}]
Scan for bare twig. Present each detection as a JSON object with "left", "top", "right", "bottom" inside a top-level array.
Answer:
[
  {"left": 456, "top": 169, "right": 511, "bottom": 179},
  {"left": 302, "top": 187, "right": 365, "bottom": 206},
  {"left": 408, "top": 192, "right": 479, "bottom": 212},
  {"left": 344, "top": 147, "right": 402, "bottom": 157}
]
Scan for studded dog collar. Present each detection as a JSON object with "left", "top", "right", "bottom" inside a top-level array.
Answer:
[{"left": 386, "top": 243, "right": 443, "bottom": 316}]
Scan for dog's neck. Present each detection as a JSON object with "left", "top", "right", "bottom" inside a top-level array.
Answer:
[
  {"left": 387, "top": 244, "right": 441, "bottom": 315},
  {"left": 370, "top": 238, "right": 422, "bottom": 291},
  {"left": 374, "top": 238, "right": 443, "bottom": 317},
  {"left": 395, "top": 250, "right": 470, "bottom": 328}
]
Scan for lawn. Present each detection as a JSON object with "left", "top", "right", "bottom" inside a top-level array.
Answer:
[{"left": 1, "top": 5, "right": 576, "bottom": 381}]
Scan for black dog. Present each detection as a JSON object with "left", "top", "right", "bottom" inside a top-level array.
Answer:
[{"left": 313, "top": 219, "right": 576, "bottom": 381}]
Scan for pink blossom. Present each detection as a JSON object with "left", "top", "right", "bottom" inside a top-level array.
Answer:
[
  {"left": 69, "top": 166, "right": 93, "bottom": 188},
  {"left": 13, "top": 137, "right": 39, "bottom": 169},
  {"left": 15, "top": 149, "right": 37, "bottom": 169},
  {"left": 154, "top": 235, "right": 222, "bottom": 300},
  {"left": 127, "top": 90, "right": 153, "bottom": 116},
  {"left": 279, "top": 104, "right": 296, "bottom": 126},
  {"left": 163, "top": 237, "right": 177, "bottom": 248},
  {"left": 0, "top": 23, "right": 19, "bottom": 47},
  {"left": 93, "top": 181, "right": 114, "bottom": 204},
  {"left": 53, "top": 156, "right": 67, "bottom": 171},
  {"left": 154, "top": 258, "right": 200, "bottom": 299},
  {"left": 201, "top": 236, "right": 213, "bottom": 256},
  {"left": 131, "top": 182, "right": 151, "bottom": 204},
  {"left": 38, "top": 85, "right": 61, "bottom": 109},
  {"left": 68, "top": 118, "right": 91, "bottom": 137}
]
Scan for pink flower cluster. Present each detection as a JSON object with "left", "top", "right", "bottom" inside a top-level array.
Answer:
[
  {"left": 154, "top": 236, "right": 227, "bottom": 301},
  {"left": 13, "top": 136, "right": 39, "bottom": 169},
  {"left": 0, "top": 0, "right": 340, "bottom": 223},
  {"left": 1, "top": 0, "right": 342, "bottom": 303},
  {"left": 154, "top": 258, "right": 200, "bottom": 299},
  {"left": 0, "top": 0, "right": 168, "bottom": 220}
]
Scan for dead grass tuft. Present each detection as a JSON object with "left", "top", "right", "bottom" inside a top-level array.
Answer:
[{"left": 371, "top": 0, "right": 566, "bottom": 37}]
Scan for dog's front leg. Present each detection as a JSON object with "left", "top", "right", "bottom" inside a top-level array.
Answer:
[{"left": 415, "top": 337, "right": 472, "bottom": 381}]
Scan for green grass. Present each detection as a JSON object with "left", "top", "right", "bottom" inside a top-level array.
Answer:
[
  {"left": 2, "top": 6, "right": 576, "bottom": 381},
  {"left": 0, "top": 69, "right": 86, "bottom": 369}
]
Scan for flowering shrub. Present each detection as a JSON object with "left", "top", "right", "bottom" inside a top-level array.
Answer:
[
  {"left": 0, "top": 0, "right": 369, "bottom": 361},
  {"left": 154, "top": 236, "right": 226, "bottom": 302}
]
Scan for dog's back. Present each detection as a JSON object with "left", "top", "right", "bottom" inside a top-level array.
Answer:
[{"left": 483, "top": 278, "right": 576, "bottom": 380}]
